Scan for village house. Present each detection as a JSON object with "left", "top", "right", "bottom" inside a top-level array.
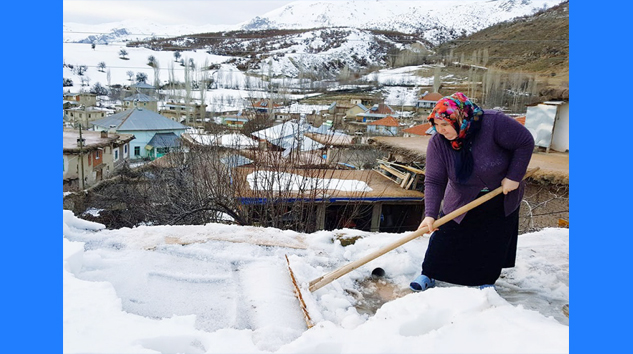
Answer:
[
  {"left": 345, "top": 103, "right": 368, "bottom": 120},
  {"left": 355, "top": 103, "right": 396, "bottom": 123},
  {"left": 129, "top": 82, "right": 157, "bottom": 95},
  {"left": 415, "top": 91, "right": 443, "bottom": 120},
  {"left": 122, "top": 93, "right": 159, "bottom": 112},
  {"left": 63, "top": 128, "right": 134, "bottom": 191},
  {"left": 221, "top": 114, "right": 250, "bottom": 129},
  {"left": 63, "top": 92, "right": 97, "bottom": 107},
  {"left": 160, "top": 100, "right": 208, "bottom": 126},
  {"left": 367, "top": 115, "right": 401, "bottom": 136},
  {"left": 250, "top": 119, "right": 325, "bottom": 155},
  {"left": 245, "top": 99, "right": 283, "bottom": 115},
  {"left": 402, "top": 122, "right": 433, "bottom": 137},
  {"left": 90, "top": 107, "right": 189, "bottom": 161},
  {"left": 63, "top": 106, "right": 111, "bottom": 129}
]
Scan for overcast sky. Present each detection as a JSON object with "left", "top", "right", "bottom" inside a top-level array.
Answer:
[{"left": 63, "top": 0, "right": 294, "bottom": 26}]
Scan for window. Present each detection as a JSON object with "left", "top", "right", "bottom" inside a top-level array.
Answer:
[
  {"left": 114, "top": 149, "right": 119, "bottom": 161},
  {"left": 95, "top": 150, "right": 101, "bottom": 160},
  {"left": 124, "top": 144, "right": 128, "bottom": 157},
  {"left": 134, "top": 146, "right": 140, "bottom": 156}
]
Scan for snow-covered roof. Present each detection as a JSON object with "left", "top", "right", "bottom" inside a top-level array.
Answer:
[
  {"left": 187, "top": 133, "right": 258, "bottom": 149},
  {"left": 252, "top": 121, "right": 326, "bottom": 153}
]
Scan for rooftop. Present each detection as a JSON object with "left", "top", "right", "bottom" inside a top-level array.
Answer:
[{"left": 63, "top": 129, "right": 134, "bottom": 152}]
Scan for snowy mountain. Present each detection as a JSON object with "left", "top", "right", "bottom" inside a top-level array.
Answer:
[
  {"left": 63, "top": 19, "right": 237, "bottom": 44},
  {"left": 64, "top": 0, "right": 565, "bottom": 46},
  {"left": 239, "top": 0, "right": 565, "bottom": 44}
]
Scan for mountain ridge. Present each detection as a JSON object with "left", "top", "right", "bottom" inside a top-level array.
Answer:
[{"left": 64, "top": 0, "right": 565, "bottom": 46}]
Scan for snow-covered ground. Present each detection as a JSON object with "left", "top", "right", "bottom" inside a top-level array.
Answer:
[
  {"left": 64, "top": 209, "right": 569, "bottom": 353},
  {"left": 63, "top": 39, "right": 451, "bottom": 114}
]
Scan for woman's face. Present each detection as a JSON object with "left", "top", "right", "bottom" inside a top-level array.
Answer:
[{"left": 434, "top": 120, "right": 458, "bottom": 140}]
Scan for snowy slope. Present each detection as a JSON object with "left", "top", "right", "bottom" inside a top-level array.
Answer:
[
  {"left": 64, "top": 0, "right": 566, "bottom": 46},
  {"left": 240, "top": 0, "right": 565, "bottom": 44},
  {"left": 63, "top": 19, "right": 237, "bottom": 44}
]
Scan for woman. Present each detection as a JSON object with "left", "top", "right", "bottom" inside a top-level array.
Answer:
[{"left": 410, "top": 92, "right": 534, "bottom": 291}]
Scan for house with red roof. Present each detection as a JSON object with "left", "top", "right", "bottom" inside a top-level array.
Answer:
[
  {"left": 415, "top": 91, "right": 443, "bottom": 119},
  {"left": 367, "top": 115, "right": 400, "bottom": 136},
  {"left": 402, "top": 123, "right": 433, "bottom": 137}
]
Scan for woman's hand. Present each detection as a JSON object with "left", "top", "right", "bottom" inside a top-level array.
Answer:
[
  {"left": 418, "top": 216, "right": 437, "bottom": 234},
  {"left": 501, "top": 178, "right": 520, "bottom": 194}
]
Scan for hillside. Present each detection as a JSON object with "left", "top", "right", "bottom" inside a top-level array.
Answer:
[
  {"left": 126, "top": 27, "right": 430, "bottom": 79},
  {"left": 437, "top": 1, "right": 569, "bottom": 86}
]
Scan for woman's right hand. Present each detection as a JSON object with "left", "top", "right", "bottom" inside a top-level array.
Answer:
[{"left": 418, "top": 216, "right": 437, "bottom": 234}]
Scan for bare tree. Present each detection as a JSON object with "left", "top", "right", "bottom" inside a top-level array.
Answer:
[{"left": 79, "top": 123, "right": 384, "bottom": 232}]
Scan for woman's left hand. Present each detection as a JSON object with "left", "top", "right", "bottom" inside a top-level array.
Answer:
[{"left": 501, "top": 178, "right": 520, "bottom": 194}]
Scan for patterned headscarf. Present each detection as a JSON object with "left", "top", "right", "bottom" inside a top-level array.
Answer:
[
  {"left": 428, "top": 92, "right": 484, "bottom": 183},
  {"left": 428, "top": 92, "right": 483, "bottom": 151}
]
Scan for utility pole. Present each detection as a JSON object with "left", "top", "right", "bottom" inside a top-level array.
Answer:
[{"left": 78, "top": 124, "right": 85, "bottom": 190}]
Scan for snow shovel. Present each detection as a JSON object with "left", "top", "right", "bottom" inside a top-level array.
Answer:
[{"left": 307, "top": 166, "right": 540, "bottom": 292}]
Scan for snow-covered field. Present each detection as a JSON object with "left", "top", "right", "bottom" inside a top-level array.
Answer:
[
  {"left": 64, "top": 209, "right": 569, "bottom": 353},
  {"left": 63, "top": 39, "right": 452, "bottom": 114}
]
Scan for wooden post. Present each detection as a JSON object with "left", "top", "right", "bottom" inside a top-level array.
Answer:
[
  {"left": 370, "top": 202, "right": 382, "bottom": 232},
  {"left": 316, "top": 203, "right": 326, "bottom": 231}
]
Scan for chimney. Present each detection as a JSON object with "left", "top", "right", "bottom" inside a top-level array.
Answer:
[
  {"left": 77, "top": 138, "right": 85, "bottom": 147},
  {"left": 108, "top": 125, "right": 117, "bottom": 133},
  {"left": 100, "top": 130, "right": 108, "bottom": 138}
]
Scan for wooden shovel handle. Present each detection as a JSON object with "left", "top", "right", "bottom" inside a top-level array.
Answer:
[{"left": 308, "top": 167, "right": 540, "bottom": 292}]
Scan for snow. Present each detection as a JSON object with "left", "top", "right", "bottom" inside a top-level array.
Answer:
[
  {"left": 63, "top": 209, "right": 569, "bottom": 353},
  {"left": 244, "top": 0, "right": 565, "bottom": 44},
  {"left": 187, "top": 133, "right": 259, "bottom": 149},
  {"left": 246, "top": 171, "right": 373, "bottom": 192}
]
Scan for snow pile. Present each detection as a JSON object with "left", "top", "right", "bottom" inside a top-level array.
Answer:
[{"left": 63, "top": 209, "right": 569, "bottom": 353}]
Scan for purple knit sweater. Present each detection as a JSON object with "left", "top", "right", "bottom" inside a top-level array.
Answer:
[{"left": 424, "top": 109, "right": 535, "bottom": 223}]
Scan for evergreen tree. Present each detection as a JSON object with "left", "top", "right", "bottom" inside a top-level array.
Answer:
[
  {"left": 136, "top": 72, "right": 148, "bottom": 83},
  {"left": 90, "top": 82, "right": 108, "bottom": 96}
]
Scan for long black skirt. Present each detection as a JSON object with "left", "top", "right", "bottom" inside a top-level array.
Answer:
[{"left": 421, "top": 192, "right": 519, "bottom": 286}]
